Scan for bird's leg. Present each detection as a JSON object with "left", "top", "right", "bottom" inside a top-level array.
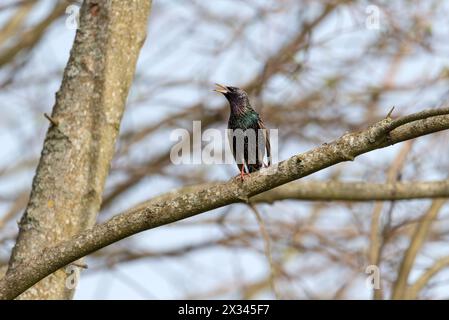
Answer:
[{"left": 240, "top": 165, "right": 250, "bottom": 181}]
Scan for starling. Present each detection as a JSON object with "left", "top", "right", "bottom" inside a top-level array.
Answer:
[{"left": 214, "top": 83, "right": 271, "bottom": 180}]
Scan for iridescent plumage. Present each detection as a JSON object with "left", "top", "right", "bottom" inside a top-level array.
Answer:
[{"left": 214, "top": 84, "right": 271, "bottom": 179}]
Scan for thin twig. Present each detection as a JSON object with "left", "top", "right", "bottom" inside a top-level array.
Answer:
[
  {"left": 70, "top": 262, "right": 88, "bottom": 269},
  {"left": 43, "top": 113, "right": 59, "bottom": 127},
  {"left": 248, "top": 203, "right": 280, "bottom": 299}
]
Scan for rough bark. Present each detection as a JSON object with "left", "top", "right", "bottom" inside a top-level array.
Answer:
[
  {"left": 0, "top": 109, "right": 448, "bottom": 300},
  {"left": 5, "top": 0, "right": 152, "bottom": 299}
]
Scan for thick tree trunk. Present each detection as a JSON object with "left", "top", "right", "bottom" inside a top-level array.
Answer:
[{"left": 5, "top": 0, "right": 152, "bottom": 299}]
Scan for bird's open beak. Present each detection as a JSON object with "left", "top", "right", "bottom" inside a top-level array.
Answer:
[{"left": 213, "top": 83, "right": 229, "bottom": 94}]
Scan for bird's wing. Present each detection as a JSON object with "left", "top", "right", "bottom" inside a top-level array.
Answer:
[
  {"left": 227, "top": 128, "right": 248, "bottom": 171},
  {"left": 258, "top": 118, "right": 271, "bottom": 166}
]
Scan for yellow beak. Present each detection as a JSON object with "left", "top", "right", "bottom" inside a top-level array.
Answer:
[{"left": 213, "top": 83, "right": 229, "bottom": 94}]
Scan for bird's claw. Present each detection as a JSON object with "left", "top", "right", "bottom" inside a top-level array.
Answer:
[{"left": 240, "top": 171, "right": 250, "bottom": 181}]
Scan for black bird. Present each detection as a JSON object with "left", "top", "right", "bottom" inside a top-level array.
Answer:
[{"left": 214, "top": 84, "right": 271, "bottom": 180}]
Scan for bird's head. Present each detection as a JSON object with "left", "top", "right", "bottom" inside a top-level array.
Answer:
[{"left": 214, "top": 84, "right": 250, "bottom": 111}]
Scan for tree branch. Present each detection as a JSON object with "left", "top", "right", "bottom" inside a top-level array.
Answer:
[
  {"left": 1, "top": 109, "right": 449, "bottom": 299},
  {"left": 405, "top": 256, "right": 449, "bottom": 299},
  {"left": 391, "top": 199, "right": 445, "bottom": 299},
  {"left": 251, "top": 179, "right": 449, "bottom": 202},
  {"left": 0, "top": 2, "right": 66, "bottom": 68}
]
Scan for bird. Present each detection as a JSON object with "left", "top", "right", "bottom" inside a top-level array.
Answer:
[{"left": 214, "top": 83, "right": 271, "bottom": 181}]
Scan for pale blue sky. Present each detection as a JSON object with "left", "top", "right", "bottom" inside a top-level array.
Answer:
[{"left": 1, "top": 0, "right": 449, "bottom": 299}]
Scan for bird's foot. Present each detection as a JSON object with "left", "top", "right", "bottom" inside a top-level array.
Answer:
[
  {"left": 233, "top": 172, "right": 250, "bottom": 181},
  {"left": 240, "top": 171, "right": 250, "bottom": 181},
  {"left": 236, "top": 165, "right": 250, "bottom": 182}
]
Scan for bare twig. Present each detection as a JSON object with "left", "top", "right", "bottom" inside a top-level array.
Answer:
[
  {"left": 249, "top": 204, "right": 279, "bottom": 299},
  {"left": 391, "top": 199, "right": 446, "bottom": 299}
]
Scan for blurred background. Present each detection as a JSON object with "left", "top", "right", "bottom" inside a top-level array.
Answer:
[{"left": 1, "top": 0, "right": 449, "bottom": 299}]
